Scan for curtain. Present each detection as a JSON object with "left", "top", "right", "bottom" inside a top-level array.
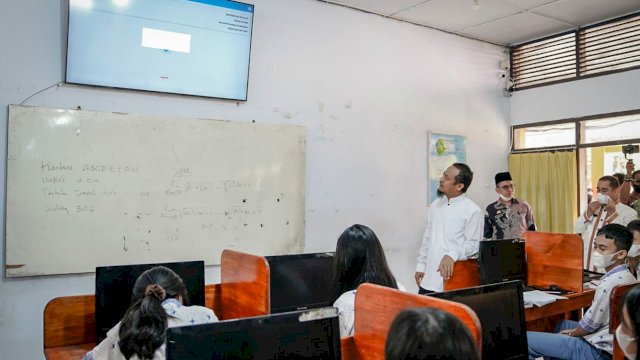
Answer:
[{"left": 509, "top": 151, "right": 577, "bottom": 234}]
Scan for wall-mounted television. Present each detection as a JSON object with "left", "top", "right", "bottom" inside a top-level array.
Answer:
[{"left": 66, "top": 0, "right": 254, "bottom": 101}]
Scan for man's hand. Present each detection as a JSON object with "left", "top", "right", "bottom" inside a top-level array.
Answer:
[
  {"left": 559, "top": 328, "right": 574, "bottom": 336},
  {"left": 586, "top": 201, "right": 602, "bottom": 217},
  {"left": 415, "top": 272, "right": 424, "bottom": 286},
  {"left": 437, "top": 255, "right": 455, "bottom": 280}
]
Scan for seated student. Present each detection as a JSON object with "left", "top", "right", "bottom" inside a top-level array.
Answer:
[
  {"left": 616, "top": 284, "right": 640, "bottom": 360},
  {"left": 527, "top": 224, "right": 636, "bottom": 360},
  {"left": 385, "top": 307, "right": 479, "bottom": 360},
  {"left": 83, "top": 266, "right": 218, "bottom": 360},
  {"left": 332, "top": 224, "right": 405, "bottom": 337},
  {"left": 628, "top": 220, "right": 640, "bottom": 277}
]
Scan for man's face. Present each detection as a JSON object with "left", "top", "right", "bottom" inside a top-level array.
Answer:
[
  {"left": 439, "top": 166, "right": 463, "bottom": 197},
  {"left": 633, "top": 230, "right": 640, "bottom": 246},
  {"left": 593, "top": 234, "right": 619, "bottom": 257},
  {"left": 596, "top": 179, "right": 618, "bottom": 201},
  {"left": 633, "top": 172, "right": 640, "bottom": 192},
  {"left": 496, "top": 180, "right": 515, "bottom": 199}
]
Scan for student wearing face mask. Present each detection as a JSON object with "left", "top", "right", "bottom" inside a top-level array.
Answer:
[
  {"left": 484, "top": 172, "right": 536, "bottom": 240},
  {"left": 528, "top": 224, "right": 636, "bottom": 360},
  {"left": 616, "top": 284, "right": 640, "bottom": 360},
  {"left": 575, "top": 176, "right": 638, "bottom": 272},
  {"left": 627, "top": 220, "right": 640, "bottom": 277}
]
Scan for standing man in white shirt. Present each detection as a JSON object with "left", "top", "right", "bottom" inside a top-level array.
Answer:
[{"left": 415, "top": 163, "right": 484, "bottom": 294}]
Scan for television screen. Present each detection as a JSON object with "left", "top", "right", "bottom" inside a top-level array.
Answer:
[
  {"left": 166, "top": 307, "right": 341, "bottom": 360},
  {"left": 95, "top": 260, "right": 205, "bottom": 343},
  {"left": 266, "top": 252, "right": 335, "bottom": 313},
  {"left": 430, "top": 280, "right": 528, "bottom": 360},
  {"left": 479, "top": 239, "right": 527, "bottom": 285},
  {"left": 67, "top": 0, "right": 254, "bottom": 100}
]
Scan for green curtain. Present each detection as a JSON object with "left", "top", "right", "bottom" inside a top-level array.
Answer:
[{"left": 509, "top": 151, "right": 577, "bottom": 233}]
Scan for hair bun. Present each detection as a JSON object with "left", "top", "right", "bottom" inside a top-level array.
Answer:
[{"left": 144, "top": 284, "right": 166, "bottom": 301}]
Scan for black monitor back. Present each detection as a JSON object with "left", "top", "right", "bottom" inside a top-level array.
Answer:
[
  {"left": 479, "top": 239, "right": 527, "bottom": 286},
  {"left": 95, "top": 260, "right": 205, "bottom": 343},
  {"left": 166, "top": 307, "right": 341, "bottom": 359},
  {"left": 266, "top": 252, "right": 335, "bottom": 313},
  {"left": 430, "top": 280, "right": 528, "bottom": 360}
]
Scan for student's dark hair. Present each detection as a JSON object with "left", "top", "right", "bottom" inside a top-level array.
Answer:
[
  {"left": 385, "top": 307, "right": 479, "bottom": 360},
  {"left": 597, "top": 223, "right": 633, "bottom": 252},
  {"left": 118, "top": 266, "right": 188, "bottom": 360},
  {"left": 599, "top": 175, "right": 619, "bottom": 189},
  {"left": 622, "top": 285, "right": 640, "bottom": 340},
  {"left": 634, "top": 170, "right": 640, "bottom": 178},
  {"left": 333, "top": 224, "right": 398, "bottom": 300},
  {"left": 629, "top": 220, "right": 640, "bottom": 234},
  {"left": 452, "top": 163, "right": 473, "bottom": 193}
]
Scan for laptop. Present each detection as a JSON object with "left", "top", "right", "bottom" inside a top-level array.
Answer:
[{"left": 479, "top": 239, "right": 527, "bottom": 286}]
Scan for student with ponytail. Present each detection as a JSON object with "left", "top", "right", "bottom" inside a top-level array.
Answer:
[{"left": 83, "top": 266, "right": 218, "bottom": 360}]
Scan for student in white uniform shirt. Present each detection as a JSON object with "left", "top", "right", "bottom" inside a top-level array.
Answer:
[
  {"left": 627, "top": 220, "right": 640, "bottom": 277},
  {"left": 82, "top": 266, "right": 218, "bottom": 360},
  {"left": 576, "top": 175, "right": 638, "bottom": 272},
  {"left": 415, "top": 163, "right": 483, "bottom": 294},
  {"left": 332, "top": 224, "right": 405, "bottom": 338}
]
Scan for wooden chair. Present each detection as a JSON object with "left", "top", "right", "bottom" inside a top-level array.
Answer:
[
  {"left": 341, "top": 283, "right": 482, "bottom": 360},
  {"left": 609, "top": 282, "right": 639, "bottom": 360},
  {"left": 220, "top": 249, "right": 270, "bottom": 319},
  {"left": 444, "top": 259, "right": 480, "bottom": 291},
  {"left": 523, "top": 231, "right": 583, "bottom": 293},
  {"left": 43, "top": 284, "right": 221, "bottom": 360}
]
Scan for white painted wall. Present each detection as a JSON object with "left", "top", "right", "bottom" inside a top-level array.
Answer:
[
  {"left": 510, "top": 68, "right": 640, "bottom": 125},
  {"left": 0, "top": 1, "right": 509, "bottom": 358}
]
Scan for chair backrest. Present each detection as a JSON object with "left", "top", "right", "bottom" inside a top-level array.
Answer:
[
  {"left": 348, "top": 283, "right": 482, "bottom": 360},
  {"left": 220, "top": 249, "right": 270, "bottom": 319},
  {"left": 609, "top": 282, "right": 639, "bottom": 360},
  {"left": 444, "top": 259, "right": 480, "bottom": 291},
  {"left": 44, "top": 295, "right": 96, "bottom": 349},
  {"left": 523, "top": 231, "right": 583, "bottom": 293}
]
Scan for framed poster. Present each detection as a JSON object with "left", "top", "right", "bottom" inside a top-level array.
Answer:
[{"left": 428, "top": 132, "right": 467, "bottom": 204}]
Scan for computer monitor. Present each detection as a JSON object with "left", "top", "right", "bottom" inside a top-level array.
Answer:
[
  {"left": 95, "top": 260, "right": 205, "bottom": 343},
  {"left": 479, "top": 239, "right": 527, "bottom": 286},
  {"left": 166, "top": 307, "right": 341, "bottom": 359},
  {"left": 266, "top": 252, "right": 335, "bottom": 313},
  {"left": 430, "top": 280, "right": 528, "bottom": 360}
]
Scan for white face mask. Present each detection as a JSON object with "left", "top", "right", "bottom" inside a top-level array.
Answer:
[
  {"left": 629, "top": 244, "right": 640, "bottom": 258},
  {"left": 616, "top": 324, "right": 637, "bottom": 360},
  {"left": 597, "top": 193, "right": 611, "bottom": 205},
  {"left": 590, "top": 250, "right": 621, "bottom": 269},
  {"left": 499, "top": 194, "right": 513, "bottom": 202}
]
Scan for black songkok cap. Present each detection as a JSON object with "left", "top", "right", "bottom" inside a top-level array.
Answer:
[{"left": 495, "top": 172, "right": 512, "bottom": 186}]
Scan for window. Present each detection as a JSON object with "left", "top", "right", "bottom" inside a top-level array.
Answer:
[
  {"left": 510, "top": 13, "right": 640, "bottom": 90},
  {"left": 512, "top": 122, "right": 575, "bottom": 150}
]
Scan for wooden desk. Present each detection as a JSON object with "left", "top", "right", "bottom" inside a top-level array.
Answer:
[
  {"left": 44, "top": 284, "right": 221, "bottom": 360},
  {"left": 524, "top": 289, "right": 595, "bottom": 331}
]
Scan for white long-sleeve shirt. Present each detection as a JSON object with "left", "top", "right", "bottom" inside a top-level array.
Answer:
[
  {"left": 575, "top": 203, "right": 638, "bottom": 270},
  {"left": 416, "top": 194, "right": 483, "bottom": 292}
]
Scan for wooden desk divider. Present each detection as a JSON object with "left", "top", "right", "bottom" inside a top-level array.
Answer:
[
  {"left": 523, "top": 231, "right": 583, "bottom": 293},
  {"left": 444, "top": 259, "right": 480, "bottom": 291},
  {"left": 44, "top": 284, "right": 221, "bottom": 360},
  {"left": 341, "top": 283, "right": 482, "bottom": 360},
  {"left": 220, "top": 249, "right": 270, "bottom": 319},
  {"left": 609, "top": 282, "right": 639, "bottom": 360}
]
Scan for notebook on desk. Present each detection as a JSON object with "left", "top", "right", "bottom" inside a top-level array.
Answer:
[{"left": 479, "top": 239, "right": 527, "bottom": 286}]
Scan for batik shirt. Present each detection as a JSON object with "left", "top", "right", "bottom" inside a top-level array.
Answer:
[
  {"left": 580, "top": 264, "right": 636, "bottom": 354},
  {"left": 484, "top": 198, "right": 535, "bottom": 240},
  {"left": 82, "top": 298, "right": 218, "bottom": 360}
]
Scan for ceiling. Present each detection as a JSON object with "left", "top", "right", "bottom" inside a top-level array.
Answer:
[{"left": 322, "top": 0, "right": 640, "bottom": 46}]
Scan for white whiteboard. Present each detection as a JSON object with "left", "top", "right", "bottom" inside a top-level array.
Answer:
[{"left": 6, "top": 105, "right": 306, "bottom": 277}]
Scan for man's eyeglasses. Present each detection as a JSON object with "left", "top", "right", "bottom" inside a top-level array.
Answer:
[{"left": 499, "top": 184, "right": 515, "bottom": 191}]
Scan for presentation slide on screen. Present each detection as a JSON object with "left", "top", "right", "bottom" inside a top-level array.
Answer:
[{"left": 67, "top": 0, "right": 254, "bottom": 100}]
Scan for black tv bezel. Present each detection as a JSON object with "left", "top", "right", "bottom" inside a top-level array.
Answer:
[
  {"left": 430, "top": 280, "right": 528, "bottom": 360},
  {"left": 94, "top": 260, "right": 205, "bottom": 343},
  {"left": 165, "top": 307, "right": 342, "bottom": 360},
  {"left": 265, "top": 252, "right": 335, "bottom": 313},
  {"left": 64, "top": 0, "right": 255, "bottom": 101}
]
